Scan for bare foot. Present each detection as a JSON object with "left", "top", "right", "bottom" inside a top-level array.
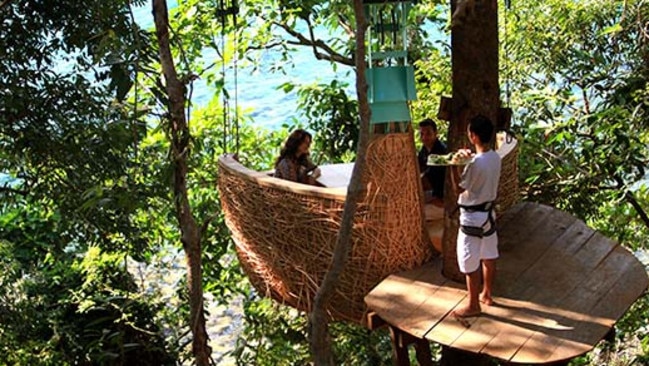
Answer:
[
  {"left": 452, "top": 305, "right": 481, "bottom": 319},
  {"left": 479, "top": 294, "right": 494, "bottom": 306}
]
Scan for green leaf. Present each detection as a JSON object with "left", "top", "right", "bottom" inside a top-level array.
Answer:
[{"left": 600, "top": 23, "right": 622, "bottom": 36}]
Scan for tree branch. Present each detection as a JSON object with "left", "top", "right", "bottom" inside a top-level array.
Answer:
[
  {"left": 336, "top": 14, "right": 355, "bottom": 37},
  {"left": 612, "top": 174, "right": 649, "bottom": 229},
  {"left": 273, "top": 21, "right": 354, "bottom": 66},
  {"left": 152, "top": 0, "right": 210, "bottom": 364},
  {"left": 625, "top": 190, "right": 649, "bottom": 228},
  {"left": 309, "top": 1, "right": 370, "bottom": 364}
]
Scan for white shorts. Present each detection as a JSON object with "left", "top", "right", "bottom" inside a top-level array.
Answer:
[{"left": 457, "top": 210, "right": 499, "bottom": 273}]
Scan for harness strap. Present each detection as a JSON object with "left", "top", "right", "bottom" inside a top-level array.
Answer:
[
  {"left": 459, "top": 201, "right": 496, "bottom": 238},
  {"left": 459, "top": 201, "right": 494, "bottom": 212}
]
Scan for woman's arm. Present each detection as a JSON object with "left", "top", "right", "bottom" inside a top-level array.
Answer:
[
  {"left": 301, "top": 155, "right": 321, "bottom": 180},
  {"left": 302, "top": 155, "right": 318, "bottom": 172}
]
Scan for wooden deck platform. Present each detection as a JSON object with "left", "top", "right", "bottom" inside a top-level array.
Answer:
[{"left": 365, "top": 202, "right": 649, "bottom": 364}]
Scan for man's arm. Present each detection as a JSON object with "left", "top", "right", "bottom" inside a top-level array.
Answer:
[
  {"left": 450, "top": 148, "right": 472, "bottom": 195},
  {"left": 449, "top": 165, "right": 465, "bottom": 195}
]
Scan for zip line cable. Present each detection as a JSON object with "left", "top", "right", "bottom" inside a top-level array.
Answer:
[
  {"left": 504, "top": 0, "right": 511, "bottom": 108},
  {"left": 219, "top": 0, "right": 229, "bottom": 154},
  {"left": 233, "top": 1, "right": 239, "bottom": 154},
  {"left": 218, "top": 0, "right": 240, "bottom": 155}
]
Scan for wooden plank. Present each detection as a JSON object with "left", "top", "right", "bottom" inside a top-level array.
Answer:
[
  {"left": 497, "top": 203, "right": 553, "bottom": 253},
  {"left": 572, "top": 231, "right": 619, "bottom": 270},
  {"left": 364, "top": 261, "right": 442, "bottom": 327},
  {"left": 484, "top": 297, "right": 588, "bottom": 364},
  {"left": 469, "top": 296, "right": 581, "bottom": 360},
  {"left": 589, "top": 256, "right": 647, "bottom": 322},
  {"left": 448, "top": 308, "right": 504, "bottom": 354},
  {"left": 502, "top": 219, "right": 591, "bottom": 302},
  {"left": 544, "top": 246, "right": 648, "bottom": 362},
  {"left": 509, "top": 243, "right": 626, "bottom": 364},
  {"left": 366, "top": 312, "right": 388, "bottom": 330},
  {"left": 367, "top": 202, "right": 647, "bottom": 365},
  {"left": 479, "top": 219, "right": 595, "bottom": 361},
  {"left": 423, "top": 299, "right": 477, "bottom": 346},
  {"left": 496, "top": 201, "right": 529, "bottom": 228},
  {"left": 389, "top": 326, "right": 411, "bottom": 366},
  {"left": 423, "top": 204, "right": 563, "bottom": 352},
  {"left": 399, "top": 278, "right": 466, "bottom": 338},
  {"left": 495, "top": 205, "right": 578, "bottom": 295},
  {"left": 511, "top": 243, "right": 643, "bottom": 363},
  {"left": 477, "top": 300, "right": 548, "bottom": 362},
  {"left": 440, "top": 206, "right": 637, "bottom": 363}
]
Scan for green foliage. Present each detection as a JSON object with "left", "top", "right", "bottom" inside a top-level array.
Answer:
[
  {"left": 233, "top": 298, "right": 311, "bottom": 365},
  {"left": 0, "top": 205, "right": 174, "bottom": 365},
  {"left": 233, "top": 296, "right": 394, "bottom": 365},
  {"left": 3, "top": 0, "right": 649, "bottom": 364},
  {"left": 329, "top": 322, "right": 393, "bottom": 365},
  {"left": 295, "top": 79, "right": 359, "bottom": 163},
  {"left": 506, "top": 0, "right": 649, "bottom": 218},
  {"left": 1, "top": 0, "right": 158, "bottom": 259},
  {"left": 410, "top": 4, "right": 451, "bottom": 129}
]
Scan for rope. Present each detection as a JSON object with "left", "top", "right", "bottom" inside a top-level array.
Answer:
[
  {"left": 217, "top": 0, "right": 240, "bottom": 154},
  {"left": 220, "top": 0, "right": 229, "bottom": 154},
  {"left": 501, "top": 0, "right": 517, "bottom": 139},
  {"left": 504, "top": 0, "right": 511, "bottom": 107},
  {"left": 233, "top": 0, "right": 240, "bottom": 154}
]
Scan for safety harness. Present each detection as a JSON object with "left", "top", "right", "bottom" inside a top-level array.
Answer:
[{"left": 459, "top": 201, "right": 496, "bottom": 238}]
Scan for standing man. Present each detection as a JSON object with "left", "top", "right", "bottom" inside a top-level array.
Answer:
[
  {"left": 418, "top": 118, "right": 448, "bottom": 203},
  {"left": 450, "top": 115, "right": 501, "bottom": 318}
]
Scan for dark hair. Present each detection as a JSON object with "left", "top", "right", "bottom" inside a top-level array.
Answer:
[
  {"left": 469, "top": 114, "right": 494, "bottom": 144},
  {"left": 275, "top": 129, "right": 312, "bottom": 167},
  {"left": 418, "top": 118, "right": 438, "bottom": 132}
]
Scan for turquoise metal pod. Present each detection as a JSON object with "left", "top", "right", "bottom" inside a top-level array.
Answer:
[{"left": 363, "top": 0, "right": 416, "bottom": 124}]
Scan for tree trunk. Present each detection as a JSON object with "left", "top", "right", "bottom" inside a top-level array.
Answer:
[
  {"left": 152, "top": 1, "right": 211, "bottom": 364},
  {"left": 442, "top": 0, "right": 500, "bottom": 282},
  {"left": 308, "top": 1, "right": 370, "bottom": 364}
]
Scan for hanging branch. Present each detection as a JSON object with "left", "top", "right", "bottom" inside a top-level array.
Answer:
[
  {"left": 613, "top": 175, "right": 649, "bottom": 229},
  {"left": 624, "top": 190, "right": 649, "bottom": 229}
]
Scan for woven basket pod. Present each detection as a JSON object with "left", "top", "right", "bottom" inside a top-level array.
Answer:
[{"left": 218, "top": 130, "right": 519, "bottom": 323}]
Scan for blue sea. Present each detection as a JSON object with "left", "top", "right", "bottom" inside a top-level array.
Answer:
[{"left": 133, "top": 4, "right": 355, "bottom": 130}]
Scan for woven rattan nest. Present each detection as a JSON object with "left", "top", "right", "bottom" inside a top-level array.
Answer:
[{"left": 218, "top": 131, "right": 519, "bottom": 323}]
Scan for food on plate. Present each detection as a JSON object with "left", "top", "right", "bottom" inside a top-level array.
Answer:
[{"left": 427, "top": 151, "right": 474, "bottom": 166}]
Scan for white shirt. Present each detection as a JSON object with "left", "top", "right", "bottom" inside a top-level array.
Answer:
[{"left": 458, "top": 149, "right": 501, "bottom": 207}]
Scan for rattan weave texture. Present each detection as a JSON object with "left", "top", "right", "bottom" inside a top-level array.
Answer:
[
  {"left": 218, "top": 132, "right": 519, "bottom": 323},
  {"left": 218, "top": 132, "right": 433, "bottom": 322}
]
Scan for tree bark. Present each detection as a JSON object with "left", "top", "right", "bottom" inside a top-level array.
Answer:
[
  {"left": 442, "top": 0, "right": 500, "bottom": 282},
  {"left": 308, "top": 1, "right": 370, "bottom": 364},
  {"left": 152, "top": 1, "right": 211, "bottom": 364}
]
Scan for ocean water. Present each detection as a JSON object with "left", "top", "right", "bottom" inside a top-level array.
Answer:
[
  {"left": 133, "top": 4, "right": 355, "bottom": 130},
  {"left": 210, "top": 46, "right": 355, "bottom": 130}
]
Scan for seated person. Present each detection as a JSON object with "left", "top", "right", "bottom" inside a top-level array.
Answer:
[
  {"left": 417, "top": 118, "right": 448, "bottom": 202},
  {"left": 274, "top": 129, "right": 321, "bottom": 185}
]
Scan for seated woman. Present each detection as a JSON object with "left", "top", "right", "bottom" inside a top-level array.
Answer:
[{"left": 274, "top": 129, "right": 321, "bottom": 185}]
